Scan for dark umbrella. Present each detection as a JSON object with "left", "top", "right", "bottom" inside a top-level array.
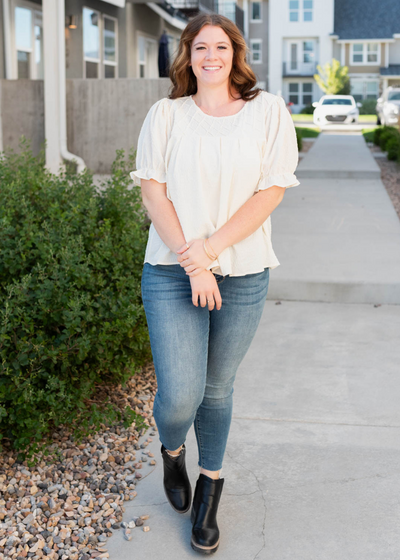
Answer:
[{"left": 158, "top": 30, "right": 170, "bottom": 78}]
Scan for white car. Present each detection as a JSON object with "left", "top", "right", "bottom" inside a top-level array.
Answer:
[
  {"left": 312, "top": 95, "right": 361, "bottom": 125},
  {"left": 376, "top": 87, "right": 400, "bottom": 126}
]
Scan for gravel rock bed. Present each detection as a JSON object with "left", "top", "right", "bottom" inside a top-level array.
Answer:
[
  {"left": 0, "top": 363, "right": 158, "bottom": 560},
  {"left": 368, "top": 145, "right": 400, "bottom": 220}
]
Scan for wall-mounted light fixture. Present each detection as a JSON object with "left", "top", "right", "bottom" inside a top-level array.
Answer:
[{"left": 66, "top": 15, "right": 77, "bottom": 29}]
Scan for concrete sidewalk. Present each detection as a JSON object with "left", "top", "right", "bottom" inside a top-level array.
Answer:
[
  {"left": 107, "top": 301, "right": 400, "bottom": 560},
  {"left": 106, "top": 132, "right": 400, "bottom": 559},
  {"left": 268, "top": 133, "right": 400, "bottom": 304}
]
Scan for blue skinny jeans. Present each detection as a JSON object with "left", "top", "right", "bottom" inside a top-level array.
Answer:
[{"left": 141, "top": 262, "right": 269, "bottom": 471}]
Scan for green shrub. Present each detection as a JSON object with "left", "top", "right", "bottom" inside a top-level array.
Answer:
[
  {"left": 374, "top": 126, "right": 384, "bottom": 145},
  {"left": 362, "top": 128, "right": 376, "bottom": 143},
  {"left": 386, "top": 137, "right": 400, "bottom": 160},
  {"left": 358, "top": 99, "right": 377, "bottom": 115},
  {"left": 295, "top": 128, "right": 303, "bottom": 151},
  {"left": 299, "top": 104, "right": 315, "bottom": 114},
  {"left": 379, "top": 127, "right": 400, "bottom": 152},
  {"left": 0, "top": 141, "right": 152, "bottom": 457}
]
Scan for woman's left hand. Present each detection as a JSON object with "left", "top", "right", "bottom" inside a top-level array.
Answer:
[{"left": 176, "top": 239, "right": 215, "bottom": 276}]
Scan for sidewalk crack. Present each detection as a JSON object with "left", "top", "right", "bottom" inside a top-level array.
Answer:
[{"left": 225, "top": 451, "right": 267, "bottom": 559}]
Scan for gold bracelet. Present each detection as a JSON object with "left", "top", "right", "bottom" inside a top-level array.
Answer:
[
  {"left": 206, "top": 238, "right": 218, "bottom": 259},
  {"left": 203, "top": 239, "right": 217, "bottom": 261}
]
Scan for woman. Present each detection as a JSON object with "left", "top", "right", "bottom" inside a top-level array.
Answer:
[{"left": 130, "top": 13, "right": 299, "bottom": 554}]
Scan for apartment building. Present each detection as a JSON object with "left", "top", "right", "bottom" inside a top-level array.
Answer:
[
  {"left": 0, "top": 0, "right": 188, "bottom": 80},
  {"left": 268, "top": 0, "right": 334, "bottom": 112},
  {"left": 332, "top": 0, "right": 400, "bottom": 100}
]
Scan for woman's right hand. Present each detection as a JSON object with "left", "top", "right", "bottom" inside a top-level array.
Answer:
[{"left": 189, "top": 269, "right": 222, "bottom": 310}]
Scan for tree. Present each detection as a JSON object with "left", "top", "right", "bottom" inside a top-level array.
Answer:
[{"left": 314, "top": 58, "right": 350, "bottom": 95}]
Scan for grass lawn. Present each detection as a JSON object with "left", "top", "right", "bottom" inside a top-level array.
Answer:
[
  {"left": 296, "top": 127, "right": 320, "bottom": 138},
  {"left": 359, "top": 115, "right": 379, "bottom": 123},
  {"left": 292, "top": 114, "right": 378, "bottom": 124},
  {"left": 292, "top": 114, "right": 313, "bottom": 122},
  {"left": 362, "top": 128, "right": 378, "bottom": 143}
]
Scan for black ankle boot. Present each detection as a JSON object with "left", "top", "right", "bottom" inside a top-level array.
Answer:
[
  {"left": 161, "top": 444, "right": 192, "bottom": 514},
  {"left": 190, "top": 474, "right": 224, "bottom": 554}
]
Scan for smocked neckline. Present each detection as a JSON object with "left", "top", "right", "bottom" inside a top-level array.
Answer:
[{"left": 189, "top": 94, "right": 249, "bottom": 119}]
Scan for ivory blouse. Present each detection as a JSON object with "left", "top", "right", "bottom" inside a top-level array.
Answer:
[{"left": 130, "top": 91, "right": 300, "bottom": 277}]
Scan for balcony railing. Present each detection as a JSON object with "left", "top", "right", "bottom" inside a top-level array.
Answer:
[
  {"left": 282, "top": 61, "right": 318, "bottom": 77},
  {"left": 167, "top": 0, "right": 244, "bottom": 33},
  {"left": 167, "top": 0, "right": 217, "bottom": 12}
]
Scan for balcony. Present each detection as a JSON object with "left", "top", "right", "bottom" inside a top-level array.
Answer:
[
  {"left": 167, "top": 0, "right": 244, "bottom": 33},
  {"left": 167, "top": 0, "right": 217, "bottom": 16},
  {"left": 217, "top": 1, "right": 244, "bottom": 33},
  {"left": 283, "top": 61, "right": 318, "bottom": 77}
]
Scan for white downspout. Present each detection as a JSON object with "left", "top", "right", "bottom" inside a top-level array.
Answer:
[
  {"left": 2, "top": 0, "right": 12, "bottom": 78},
  {"left": 57, "top": 0, "right": 86, "bottom": 173}
]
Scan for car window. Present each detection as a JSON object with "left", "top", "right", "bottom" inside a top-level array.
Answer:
[
  {"left": 388, "top": 92, "right": 400, "bottom": 101},
  {"left": 321, "top": 99, "right": 352, "bottom": 105}
]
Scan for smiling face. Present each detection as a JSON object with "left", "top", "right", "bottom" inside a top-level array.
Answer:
[{"left": 189, "top": 24, "right": 234, "bottom": 89}]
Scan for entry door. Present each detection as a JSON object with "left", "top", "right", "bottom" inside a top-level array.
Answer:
[
  {"left": 138, "top": 36, "right": 158, "bottom": 78},
  {"left": 146, "top": 39, "right": 158, "bottom": 78}
]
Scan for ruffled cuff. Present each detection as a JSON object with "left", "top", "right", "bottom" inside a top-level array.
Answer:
[
  {"left": 255, "top": 172, "right": 300, "bottom": 192},
  {"left": 129, "top": 168, "right": 167, "bottom": 187}
]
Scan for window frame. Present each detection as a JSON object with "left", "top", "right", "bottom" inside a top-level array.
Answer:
[
  {"left": 303, "top": 0, "right": 313, "bottom": 22},
  {"left": 103, "top": 14, "right": 118, "bottom": 78},
  {"left": 83, "top": 7, "right": 119, "bottom": 79},
  {"left": 250, "top": 1, "right": 262, "bottom": 23},
  {"left": 351, "top": 80, "right": 379, "bottom": 101},
  {"left": 10, "top": 0, "right": 43, "bottom": 79},
  {"left": 351, "top": 42, "right": 381, "bottom": 66},
  {"left": 288, "top": 81, "right": 313, "bottom": 106},
  {"left": 289, "top": 0, "right": 313, "bottom": 22},
  {"left": 289, "top": 0, "right": 299, "bottom": 21},
  {"left": 250, "top": 39, "right": 262, "bottom": 64}
]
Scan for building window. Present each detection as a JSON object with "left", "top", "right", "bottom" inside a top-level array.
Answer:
[
  {"left": 302, "top": 82, "right": 313, "bottom": 104},
  {"left": 351, "top": 80, "right": 379, "bottom": 101},
  {"left": 83, "top": 8, "right": 100, "bottom": 78},
  {"left": 83, "top": 7, "right": 118, "bottom": 78},
  {"left": 303, "top": 0, "right": 313, "bottom": 21},
  {"left": 366, "top": 81, "right": 378, "bottom": 98},
  {"left": 250, "top": 1, "right": 261, "bottom": 21},
  {"left": 288, "top": 82, "right": 313, "bottom": 106},
  {"left": 352, "top": 43, "right": 363, "bottom": 63},
  {"left": 367, "top": 43, "right": 378, "bottom": 63},
  {"left": 12, "top": 3, "right": 43, "bottom": 79},
  {"left": 289, "top": 83, "right": 299, "bottom": 104},
  {"left": 290, "top": 43, "right": 297, "bottom": 70},
  {"left": 351, "top": 42, "right": 380, "bottom": 65},
  {"left": 289, "top": 0, "right": 299, "bottom": 21},
  {"left": 103, "top": 16, "right": 117, "bottom": 78},
  {"left": 250, "top": 40, "right": 262, "bottom": 63},
  {"left": 303, "top": 41, "right": 314, "bottom": 63}
]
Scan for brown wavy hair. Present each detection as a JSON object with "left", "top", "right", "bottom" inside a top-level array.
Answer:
[{"left": 168, "top": 13, "right": 263, "bottom": 101}]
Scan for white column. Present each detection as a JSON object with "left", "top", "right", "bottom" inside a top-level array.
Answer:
[
  {"left": 385, "top": 42, "right": 389, "bottom": 68},
  {"left": 340, "top": 43, "right": 345, "bottom": 66},
  {"left": 43, "top": 0, "right": 63, "bottom": 173}
]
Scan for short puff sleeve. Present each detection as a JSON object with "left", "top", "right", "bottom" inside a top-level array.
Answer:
[
  {"left": 255, "top": 95, "right": 300, "bottom": 192},
  {"left": 130, "top": 98, "right": 171, "bottom": 192}
]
